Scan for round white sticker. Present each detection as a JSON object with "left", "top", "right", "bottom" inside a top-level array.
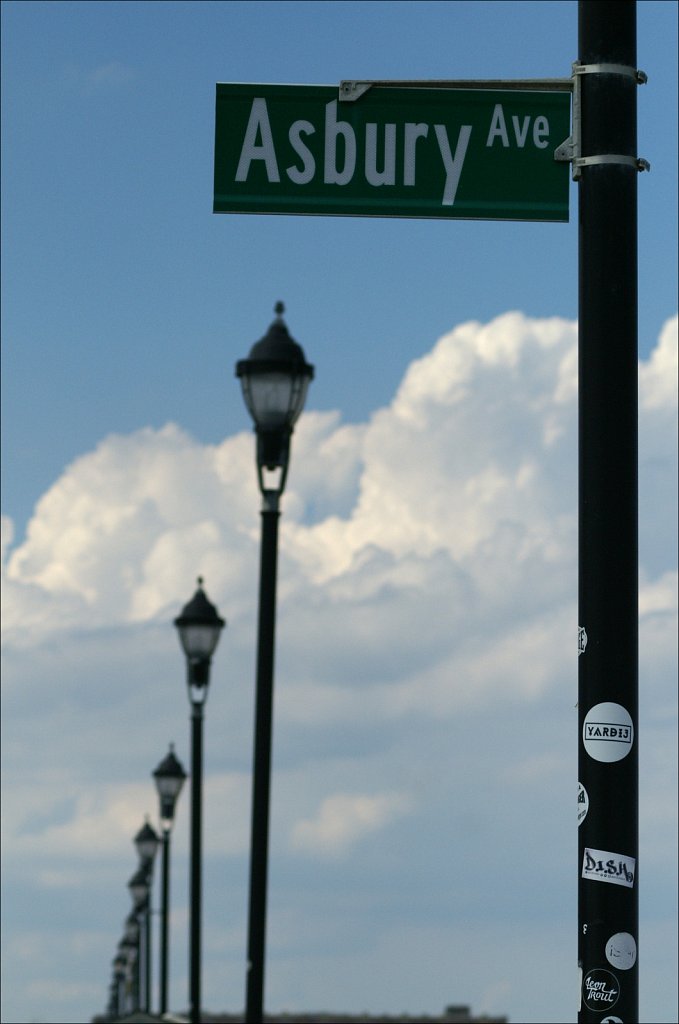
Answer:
[
  {"left": 578, "top": 782, "right": 589, "bottom": 826},
  {"left": 606, "top": 931, "right": 637, "bottom": 970},
  {"left": 583, "top": 702, "right": 634, "bottom": 763}
]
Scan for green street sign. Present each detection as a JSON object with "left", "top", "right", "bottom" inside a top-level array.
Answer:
[{"left": 214, "top": 83, "right": 570, "bottom": 222}]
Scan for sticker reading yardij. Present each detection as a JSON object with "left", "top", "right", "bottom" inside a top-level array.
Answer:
[{"left": 582, "top": 702, "right": 634, "bottom": 763}]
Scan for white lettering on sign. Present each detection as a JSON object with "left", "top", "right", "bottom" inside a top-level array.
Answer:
[
  {"left": 324, "top": 101, "right": 357, "bottom": 185},
  {"left": 233, "top": 98, "right": 475, "bottom": 207},
  {"left": 287, "top": 120, "right": 316, "bottom": 184},
  {"left": 235, "top": 98, "right": 280, "bottom": 182},
  {"left": 403, "top": 122, "right": 429, "bottom": 185},
  {"left": 365, "top": 122, "right": 397, "bottom": 185},
  {"left": 485, "top": 103, "right": 552, "bottom": 149},
  {"left": 435, "top": 123, "right": 472, "bottom": 205}
]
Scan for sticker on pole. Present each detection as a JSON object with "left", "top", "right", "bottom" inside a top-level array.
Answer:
[
  {"left": 582, "top": 847, "right": 636, "bottom": 888},
  {"left": 582, "top": 969, "right": 620, "bottom": 1012},
  {"left": 582, "top": 702, "right": 634, "bottom": 762},
  {"left": 605, "top": 932, "right": 637, "bottom": 971},
  {"left": 578, "top": 782, "right": 589, "bottom": 826},
  {"left": 578, "top": 626, "right": 588, "bottom": 655}
]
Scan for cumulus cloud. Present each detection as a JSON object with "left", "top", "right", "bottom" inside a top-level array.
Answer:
[
  {"left": 289, "top": 312, "right": 578, "bottom": 583},
  {"left": 3, "top": 312, "right": 675, "bottom": 651},
  {"left": 641, "top": 315, "right": 679, "bottom": 410},
  {"left": 290, "top": 791, "right": 412, "bottom": 856},
  {"left": 2, "top": 312, "right": 676, "bottom": 736},
  {"left": 1, "top": 424, "right": 259, "bottom": 637}
]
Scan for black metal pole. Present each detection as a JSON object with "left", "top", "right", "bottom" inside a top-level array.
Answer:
[
  {"left": 145, "top": 894, "right": 152, "bottom": 1014},
  {"left": 245, "top": 495, "right": 280, "bottom": 1024},
  {"left": 190, "top": 700, "right": 204, "bottom": 1024},
  {"left": 578, "top": 2, "right": 639, "bottom": 1021},
  {"left": 134, "top": 941, "right": 141, "bottom": 1012},
  {"left": 160, "top": 827, "right": 171, "bottom": 1015}
]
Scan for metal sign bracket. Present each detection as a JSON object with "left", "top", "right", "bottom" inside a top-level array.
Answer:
[
  {"left": 555, "top": 61, "right": 649, "bottom": 179},
  {"left": 338, "top": 76, "right": 574, "bottom": 102}
]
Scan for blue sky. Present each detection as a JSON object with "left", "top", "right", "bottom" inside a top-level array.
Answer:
[{"left": 1, "top": 3, "right": 677, "bottom": 1024}]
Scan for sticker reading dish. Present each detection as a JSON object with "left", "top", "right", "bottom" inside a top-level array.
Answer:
[{"left": 582, "top": 847, "right": 636, "bottom": 889}]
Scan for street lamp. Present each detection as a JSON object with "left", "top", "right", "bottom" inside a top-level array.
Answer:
[
  {"left": 133, "top": 817, "right": 159, "bottom": 1014},
  {"left": 153, "top": 743, "right": 187, "bottom": 1016},
  {"left": 174, "top": 579, "right": 225, "bottom": 1024},
  {"left": 236, "top": 302, "right": 314, "bottom": 1024},
  {"left": 112, "top": 950, "right": 127, "bottom": 1019},
  {"left": 127, "top": 868, "right": 149, "bottom": 1013},
  {"left": 118, "top": 936, "right": 139, "bottom": 1017}
]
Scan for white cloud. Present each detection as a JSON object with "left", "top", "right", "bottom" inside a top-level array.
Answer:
[
  {"left": 1, "top": 424, "right": 260, "bottom": 638},
  {"left": 290, "top": 791, "right": 412, "bottom": 856},
  {"left": 4, "top": 312, "right": 675, "bottom": 649},
  {"left": 640, "top": 314, "right": 679, "bottom": 410},
  {"left": 3, "top": 778, "right": 153, "bottom": 866}
]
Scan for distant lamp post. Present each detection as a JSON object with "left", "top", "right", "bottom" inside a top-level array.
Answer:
[
  {"left": 127, "top": 866, "right": 150, "bottom": 1014},
  {"left": 236, "top": 302, "right": 314, "bottom": 1024},
  {"left": 118, "top": 935, "right": 139, "bottom": 1017},
  {"left": 134, "top": 816, "right": 161, "bottom": 864},
  {"left": 133, "top": 815, "right": 159, "bottom": 1015},
  {"left": 123, "top": 910, "right": 141, "bottom": 945},
  {"left": 106, "top": 977, "right": 118, "bottom": 1020},
  {"left": 174, "top": 578, "right": 225, "bottom": 1024},
  {"left": 112, "top": 951, "right": 127, "bottom": 1019},
  {"left": 153, "top": 743, "right": 187, "bottom": 1016}
]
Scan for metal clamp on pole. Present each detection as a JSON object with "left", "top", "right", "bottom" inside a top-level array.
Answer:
[
  {"left": 573, "top": 61, "right": 648, "bottom": 83},
  {"left": 554, "top": 61, "right": 649, "bottom": 179},
  {"left": 575, "top": 154, "right": 651, "bottom": 171}
]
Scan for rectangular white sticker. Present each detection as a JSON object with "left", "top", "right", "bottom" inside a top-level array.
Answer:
[{"left": 582, "top": 847, "right": 636, "bottom": 888}]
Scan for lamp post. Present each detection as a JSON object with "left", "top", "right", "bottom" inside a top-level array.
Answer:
[
  {"left": 127, "top": 868, "right": 150, "bottom": 1012},
  {"left": 236, "top": 302, "right": 314, "bottom": 1024},
  {"left": 112, "top": 950, "right": 127, "bottom": 1019},
  {"left": 128, "top": 863, "right": 153, "bottom": 1014},
  {"left": 118, "top": 935, "right": 139, "bottom": 1017},
  {"left": 133, "top": 817, "right": 160, "bottom": 1013},
  {"left": 174, "top": 579, "right": 225, "bottom": 1024},
  {"left": 153, "top": 743, "right": 187, "bottom": 1016}
]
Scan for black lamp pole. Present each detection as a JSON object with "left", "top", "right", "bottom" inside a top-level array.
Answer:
[
  {"left": 112, "top": 950, "right": 126, "bottom": 1019},
  {"left": 127, "top": 865, "right": 151, "bottom": 1012},
  {"left": 133, "top": 817, "right": 160, "bottom": 1014},
  {"left": 153, "top": 743, "right": 187, "bottom": 1016},
  {"left": 174, "top": 580, "right": 225, "bottom": 1024},
  {"left": 236, "top": 303, "right": 314, "bottom": 1024},
  {"left": 577, "top": 2, "right": 641, "bottom": 1020},
  {"left": 119, "top": 935, "right": 139, "bottom": 1016}
]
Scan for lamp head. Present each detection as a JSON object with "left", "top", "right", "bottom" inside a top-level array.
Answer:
[
  {"left": 153, "top": 743, "right": 187, "bottom": 826},
  {"left": 174, "top": 578, "right": 225, "bottom": 698},
  {"left": 133, "top": 816, "right": 160, "bottom": 866},
  {"left": 236, "top": 302, "right": 314, "bottom": 496}
]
